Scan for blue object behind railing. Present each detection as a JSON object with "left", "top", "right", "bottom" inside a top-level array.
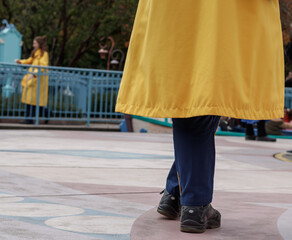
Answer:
[
  {"left": 285, "top": 87, "right": 292, "bottom": 109},
  {"left": 0, "top": 62, "right": 123, "bottom": 125}
]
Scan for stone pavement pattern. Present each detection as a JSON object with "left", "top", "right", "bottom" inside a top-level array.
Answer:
[{"left": 0, "top": 130, "right": 291, "bottom": 240}]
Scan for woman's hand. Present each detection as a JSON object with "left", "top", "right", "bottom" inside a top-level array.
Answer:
[
  {"left": 26, "top": 74, "right": 34, "bottom": 80},
  {"left": 14, "top": 59, "right": 21, "bottom": 64}
]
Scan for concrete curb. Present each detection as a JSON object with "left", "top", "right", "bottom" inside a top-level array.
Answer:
[{"left": 0, "top": 123, "right": 120, "bottom": 132}]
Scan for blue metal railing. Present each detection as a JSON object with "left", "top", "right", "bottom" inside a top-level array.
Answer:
[
  {"left": 1, "top": 62, "right": 292, "bottom": 127},
  {"left": 0, "top": 62, "right": 123, "bottom": 125}
]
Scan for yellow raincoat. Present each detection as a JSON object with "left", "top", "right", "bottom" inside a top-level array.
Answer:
[
  {"left": 116, "top": 0, "right": 284, "bottom": 120},
  {"left": 20, "top": 49, "right": 49, "bottom": 106}
]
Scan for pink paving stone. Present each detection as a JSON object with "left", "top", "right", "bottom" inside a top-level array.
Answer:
[{"left": 131, "top": 191, "right": 292, "bottom": 240}]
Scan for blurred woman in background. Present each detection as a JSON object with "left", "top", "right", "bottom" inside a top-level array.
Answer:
[{"left": 15, "top": 35, "right": 49, "bottom": 124}]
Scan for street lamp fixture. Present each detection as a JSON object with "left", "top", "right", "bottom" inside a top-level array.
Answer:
[
  {"left": 110, "top": 59, "right": 119, "bottom": 65},
  {"left": 98, "top": 48, "right": 108, "bottom": 60},
  {"left": 110, "top": 49, "right": 125, "bottom": 70},
  {"left": 98, "top": 36, "right": 125, "bottom": 70}
]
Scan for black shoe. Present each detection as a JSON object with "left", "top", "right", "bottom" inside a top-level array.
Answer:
[
  {"left": 245, "top": 135, "right": 256, "bottom": 140},
  {"left": 180, "top": 204, "right": 221, "bottom": 233},
  {"left": 19, "top": 120, "right": 33, "bottom": 124},
  {"left": 256, "top": 136, "right": 276, "bottom": 142},
  {"left": 157, "top": 190, "right": 180, "bottom": 219}
]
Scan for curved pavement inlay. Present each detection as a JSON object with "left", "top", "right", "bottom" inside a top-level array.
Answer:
[
  {"left": 0, "top": 149, "right": 173, "bottom": 159},
  {"left": 0, "top": 193, "right": 24, "bottom": 203},
  {"left": 0, "top": 203, "right": 84, "bottom": 217},
  {"left": 45, "top": 215, "right": 135, "bottom": 234}
]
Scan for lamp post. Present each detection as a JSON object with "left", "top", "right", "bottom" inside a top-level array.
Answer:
[
  {"left": 98, "top": 36, "right": 115, "bottom": 70},
  {"left": 110, "top": 49, "right": 125, "bottom": 70},
  {"left": 98, "top": 36, "right": 125, "bottom": 70}
]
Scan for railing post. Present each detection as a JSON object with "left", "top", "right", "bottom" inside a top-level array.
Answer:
[
  {"left": 35, "top": 67, "right": 41, "bottom": 125},
  {"left": 86, "top": 71, "right": 93, "bottom": 126}
]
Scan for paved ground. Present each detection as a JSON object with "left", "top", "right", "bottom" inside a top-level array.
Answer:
[
  {"left": 0, "top": 122, "right": 120, "bottom": 131},
  {"left": 0, "top": 130, "right": 291, "bottom": 240}
]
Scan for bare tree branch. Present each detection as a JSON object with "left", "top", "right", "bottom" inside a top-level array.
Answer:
[
  {"left": 1, "top": 0, "right": 13, "bottom": 21},
  {"left": 68, "top": 22, "right": 100, "bottom": 67}
]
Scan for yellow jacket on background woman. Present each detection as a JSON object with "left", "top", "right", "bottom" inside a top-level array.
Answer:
[{"left": 19, "top": 48, "right": 49, "bottom": 107}]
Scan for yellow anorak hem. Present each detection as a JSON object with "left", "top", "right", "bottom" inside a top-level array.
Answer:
[
  {"left": 20, "top": 101, "right": 47, "bottom": 107},
  {"left": 115, "top": 103, "right": 284, "bottom": 120}
]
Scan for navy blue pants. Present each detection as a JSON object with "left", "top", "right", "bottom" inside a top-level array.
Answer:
[
  {"left": 166, "top": 115, "right": 220, "bottom": 206},
  {"left": 25, "top": 104, "right": 49, "bottom": 120}
]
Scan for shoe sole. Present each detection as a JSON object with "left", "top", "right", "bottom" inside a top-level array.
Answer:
[
  {"left": 157, "top": 207, "right": 178, "bottom": 220},
  {"left": 256, "top": 139, "right": 276, "bottom": 142},
  {"left": 181, "top": 225, "right": 206, "bottom": 233},
  {"left": 207, "top": 221, "right": 221, "bottom": 229},
  {"left": 180, "top": 220, "right": 220, "bottom": 233}
]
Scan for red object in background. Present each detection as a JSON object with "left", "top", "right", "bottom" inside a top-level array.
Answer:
[{"left": 284, "top": 109, "right": 292, "bottom": 122}]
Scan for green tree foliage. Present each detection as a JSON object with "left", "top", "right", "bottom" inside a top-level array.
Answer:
[
  {"left": 0, "top": 0, "right": 139, "bottom": 68},
  {"left": 279, "top": 0, "right": 292, "bottom": 75},
  {"left": 279, "top": 0, "right": 292, "bottom": 44}
]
